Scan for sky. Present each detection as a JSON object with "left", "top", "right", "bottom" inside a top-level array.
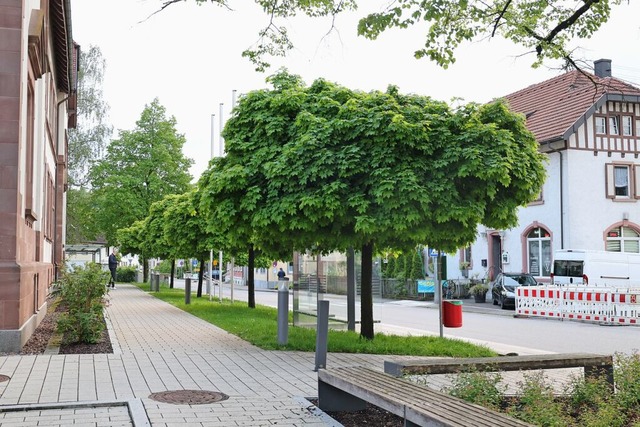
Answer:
[{"left": 70, "top": 1, "right": 640, "bottom": 181}]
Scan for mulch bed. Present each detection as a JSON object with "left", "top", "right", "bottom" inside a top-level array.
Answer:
[
  {"left": 18, "top": 297, "right": 113, "bottom": 355},
  {"left": 308, "top": 398, "right": 403, "bottom": 426}
]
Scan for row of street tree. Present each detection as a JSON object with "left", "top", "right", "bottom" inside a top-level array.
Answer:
[
  {"left": 66, "top": 0, "right": 627, "bottom": 341},
  {"left": 108, "top": 70, "right": 546, "bottom": 339}
]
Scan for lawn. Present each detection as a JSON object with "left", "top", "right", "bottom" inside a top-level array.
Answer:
[{"left": 136, "top": 283, "right": 496, "bottom": 357}]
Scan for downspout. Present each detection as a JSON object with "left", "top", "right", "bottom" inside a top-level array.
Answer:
[
  {"left": 54, "top": 95, "right": 69, "bottom": 281},
  {"left": 558, "top": 150, "right": 564, "bottom": 249}
]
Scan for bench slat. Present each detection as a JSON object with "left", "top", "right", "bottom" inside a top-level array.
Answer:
[{"left": 319, "top": 367, "right": 532, "bottom": 427}]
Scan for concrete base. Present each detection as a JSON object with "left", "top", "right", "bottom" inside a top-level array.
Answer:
[{"left": 0, "top": 300, "right": 48, "bottom": 353}]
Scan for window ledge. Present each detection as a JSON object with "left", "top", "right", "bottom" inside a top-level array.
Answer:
[{"left": 25, "top": 208, "right": 38, "bottom": 226}]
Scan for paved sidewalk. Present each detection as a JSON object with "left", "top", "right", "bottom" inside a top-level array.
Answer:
[
  {"left": 0, "top": 285, "right": 390, "bottom": 426},
  {"left": 0, "top": 284, "right": 577, "bottom": 426}
]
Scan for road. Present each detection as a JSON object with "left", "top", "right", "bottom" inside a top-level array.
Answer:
[{"left": 166, "top": 278, "right": 640, "bottom": 355}]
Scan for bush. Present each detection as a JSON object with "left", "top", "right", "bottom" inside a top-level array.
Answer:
[
  {"left": 444, "top": 370, "right": 505, "bottom": 411},
  {"left": 54, "top": 263, "right": 109, "bottom": 344},
  {"left": 116, "top": 266, "right": 138, "bottom": 283},
  {"left": 156, "top": 259, "right": 173, "bottom": 274}
]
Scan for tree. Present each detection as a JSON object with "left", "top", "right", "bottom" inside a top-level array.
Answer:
[
  {"left": 66, "top": 45, "right": 112, "bottom": 243},
  {"left": 200, "top": 70, "right": 546, "bottom": 339},
  {"left": 198, "top": 160, "right": 290, "bottom": 308},
  {"left": 68, "top": 45, "right": 112, "bottom": 187},
  {"left": 163, "top": 191, "right": 218, "bottom": 296},
  {"left": 166, "top": 0, "right": 627, "bottom": 70},
  {"left": 409, "top": 248, "right": 424, "bottom": 281},
  {"left": 90, "top": 98, "right": 193, "bottom": 247}
]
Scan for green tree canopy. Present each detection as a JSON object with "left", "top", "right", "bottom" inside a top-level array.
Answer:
[
  {"left": 90, "top": 98, "right": 193, "bottom": 245},
  {"left": 68, "top": 44, "right": 112, "bottom": 188},
  {"left": 199, "top": 70, "right": 546, "bottom": 338},
  {"left": 66, "top": 45, "right": 112, "bottom": 244},
  {"left": 165, "top": 0, "right": 626, "bottom": 70}
]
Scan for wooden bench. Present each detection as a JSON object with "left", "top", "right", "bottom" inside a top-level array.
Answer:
[
  {"left": 384, "top": 353, "right": 614, "bottom": 385},
  {"left": 317, "top": 366, "right": 533, "bottom": 426}
]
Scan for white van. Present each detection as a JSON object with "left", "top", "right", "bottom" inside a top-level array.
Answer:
[{"left": 551, "top": 249, "right": 640, "bottom": 287}]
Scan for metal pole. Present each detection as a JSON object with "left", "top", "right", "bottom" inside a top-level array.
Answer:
[
  {"left": 346, "top": 248, "right": 356, "bottom": 331},
  {"left": 437, "top": 251, "right": 443, "bottom": 338},
  {"left": 209, "top": 113, "right": 215, "bottom": 300},
  {"left": 277, "top": 280, "right": 289, "bottom": 345},
  {"left": 219, "top": 103, "right": 224, "bottom": 157},
  {"left": 315, "top": 300, "right": 330, "bottom": 371},
  {"left": 230, "top": 257, "right": 235, "bottom": 303},
  {"left": 208, "top": 250, "right": 213, "bottom": 299},
  {"left": 185, "top": 277, "right": 191, "bottom": 305},
  {"left": 219, "top": 250, "right": 223, "bottom": 302}
]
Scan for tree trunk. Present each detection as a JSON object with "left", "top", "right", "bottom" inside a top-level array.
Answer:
[
  {"left": 360, "top": 242, "right": 374, "bottom": 339},
  {"left": 197, "top": 258, "right": 204, "bottom": 297},
  {"left": 248, "top": 245, "right": 255, "bottom": 308},
  {"left": 143, "top": 256, "right": 148, "bottom": 284},
  {"left": 170, "top": 259, "right": 175, "bottom": 289}
]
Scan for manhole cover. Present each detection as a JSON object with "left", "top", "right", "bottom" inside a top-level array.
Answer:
[
  {"left": 148, "top": 390, "right": 229, "bottom": 405},
  {"left": 0, "top": 375, "right": 10, "bottom": 383}
]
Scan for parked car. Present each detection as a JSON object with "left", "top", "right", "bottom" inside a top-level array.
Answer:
[{"left": 490, "top": 272, "right": 538, "bottom": 309}]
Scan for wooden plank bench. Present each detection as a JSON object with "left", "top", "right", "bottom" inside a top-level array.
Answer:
[
  {"left": 318, "top": 366, "right": 533, "bottom": 427},
  {"left": 384, "top": 353, "right": 614, "bottom": 385}
]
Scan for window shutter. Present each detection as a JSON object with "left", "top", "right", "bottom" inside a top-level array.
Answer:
[
  {"left": 635, "top": 165, "right": 640, "bottom": 199},
  {"left": 605, "top": 163, "right": 615, "bottom": 198}
]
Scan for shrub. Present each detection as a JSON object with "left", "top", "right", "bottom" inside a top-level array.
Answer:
[
  {"left": 444, "top": 370, "right": 505, "bottom": 411},
  {"left": 54, "top": 263, "right": 109, "bottom": 344},
  {"left": 613, "top": 352, "right": 640, "bottom": 414},
  {"left": 156, "top": 259, "right": 173, "bottom": 274},
  {"left": 116, "top": 266, "right": 138, "bottom": 283},
  {"left": 506, "top": 372, "right": 570, "bottom": 426},
  {"left": 566, "top": 373, "right": 625, "bottom": 427}
]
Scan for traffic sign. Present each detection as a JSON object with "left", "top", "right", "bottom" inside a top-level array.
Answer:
[{"left": 429, "top": 248, "right": 439, "bottom": 257}]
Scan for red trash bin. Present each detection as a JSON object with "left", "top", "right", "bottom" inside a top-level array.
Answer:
[{"left": 442, "top": 300, "right": 463, "bottom": 328}]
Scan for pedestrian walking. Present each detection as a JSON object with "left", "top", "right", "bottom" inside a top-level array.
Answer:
[
  {"left": 108, "top": 250, "right": 118, "bottom": 289},
  {"left": 277, "top": 267, "right": 286, "bottom": 280}
]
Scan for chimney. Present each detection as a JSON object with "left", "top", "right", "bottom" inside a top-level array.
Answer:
[{"left": 594, "top": 59, "right": 612, "bottom": 78}]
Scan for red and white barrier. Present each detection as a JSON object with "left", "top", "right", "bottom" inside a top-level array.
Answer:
[{"left": 516, "top": 286, "right": 640, "bottom": 325}]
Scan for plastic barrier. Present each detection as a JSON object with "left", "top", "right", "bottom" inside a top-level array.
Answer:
[
  {"left": 442, "top": 300, "right": 463, "bottom": 328},
  {"left": 516, "top": 286, "right": 640, "bottom": 326}
]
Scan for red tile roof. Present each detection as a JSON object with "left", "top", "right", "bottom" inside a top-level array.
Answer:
[{"left": 501, "top": 70, "right": 640, "bottom": 143}]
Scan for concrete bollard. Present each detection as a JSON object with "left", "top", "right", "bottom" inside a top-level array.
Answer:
[
  {"left": 185, "top": 277, "right": 191, "bottom": 305},
  {"left": 315, "top": 300, "right": 330, "bottom": 371},
  {"left": 277, "top": 281, "right": 289, "bottom": 345}
]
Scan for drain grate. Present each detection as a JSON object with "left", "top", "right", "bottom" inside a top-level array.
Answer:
[
  {"left": 148, "top": 390, "right": 229, "bottom": 405},
  {"left": 0, "top": 375, "right": 10, "bottom": 383}
]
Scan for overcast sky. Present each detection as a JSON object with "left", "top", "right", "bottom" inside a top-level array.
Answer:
[{"left": 71, "top": 1, "right": 640, "bottom": 180}]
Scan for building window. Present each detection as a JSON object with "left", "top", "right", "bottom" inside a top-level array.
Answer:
[
  {"left": 615, "top": 166, "right": 629, "bottom": 196},
  {"left": 622, "top": 116, "right": 633, "bottom": 136},
  {"left": 609, "top": 116, "right": 620, "bottom": 135},
  {"left": 606, "top": 163, "right": 634, "bottom": 199},
  {"left": 527, "top": 227, "right": 551, "bottom": 277},
  {"left": 606, "top": 226, "right": 640, "bottom": 253},
  {"left": 595, "top": 116, "right": 606, "bottom": 134},
  {"left": 636, "top": 119, "right": 640, "bottom": 137}
]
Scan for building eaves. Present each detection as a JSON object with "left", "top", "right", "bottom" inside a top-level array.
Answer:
[
  {"left": 50, "top": 0, "right": 74, "bottom": 94},
  {"left": 500, "top": 70, "right": 640, "bottom": 144}
]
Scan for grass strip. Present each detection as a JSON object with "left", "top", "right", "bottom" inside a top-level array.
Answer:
[{"left": 137, "top": 283, "right": 495, "bottom": 357}]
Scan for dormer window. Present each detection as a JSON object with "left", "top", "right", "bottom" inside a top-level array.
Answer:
[{"left": 595, "top": 116, "right": 606, "bottom": 134}]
